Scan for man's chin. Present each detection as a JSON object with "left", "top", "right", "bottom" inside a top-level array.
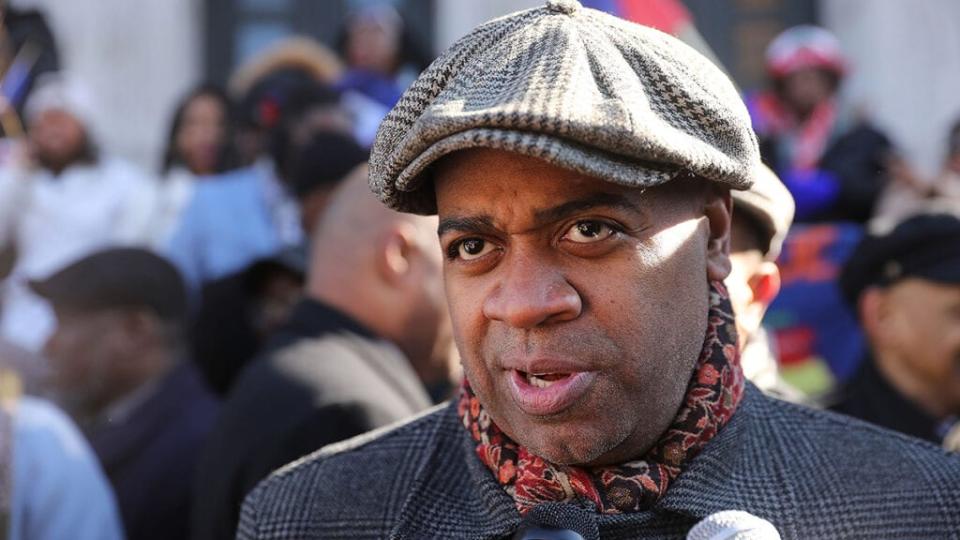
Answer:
[{"left": 512, "top": 423, "right": 621, "bottom": 467}]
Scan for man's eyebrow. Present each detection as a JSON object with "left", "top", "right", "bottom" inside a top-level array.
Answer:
[
  {"left": 437, "top": 215, "right": 495, "bottom": 237},
  {"left": 533, "top": 192, "right": 642, "bottom": 226}
]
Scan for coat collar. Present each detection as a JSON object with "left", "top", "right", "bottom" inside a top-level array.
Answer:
[{"left": 390, "top": 384, "right": 796, "bottom": 538}]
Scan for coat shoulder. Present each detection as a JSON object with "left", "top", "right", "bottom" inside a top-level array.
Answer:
[
  {"left": 756, "top": 393, "right": 960, "bottom": 533},
  {"left": 236, "top": 403, "right": 449, "bottom": 539}
]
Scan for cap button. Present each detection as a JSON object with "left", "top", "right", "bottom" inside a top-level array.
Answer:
[{"left": 546, "top": 0, "right": 581, "bottom": 15}]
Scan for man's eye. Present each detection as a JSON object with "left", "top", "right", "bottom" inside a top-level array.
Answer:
[
  {"left": 453, "top": 238, "right": 495, "bottom": 261},
  {"left": 563, "top": 220, "right": 616, "bottom": 243}
]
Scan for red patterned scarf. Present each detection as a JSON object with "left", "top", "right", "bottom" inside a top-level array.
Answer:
[{"left": 458, "top": 281, "right": 744, "bottom": 515}]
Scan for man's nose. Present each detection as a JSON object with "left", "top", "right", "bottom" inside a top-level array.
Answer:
[{"left": 482, "top": 253, "right": 582, "bottom": 329}]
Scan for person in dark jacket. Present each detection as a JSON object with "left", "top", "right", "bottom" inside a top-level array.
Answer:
[
  {"left": 192, "top": 169, "right": 453, "bottom": 540},
  {"left": 33, "top": 248, "right": 219, "bottom": 540},
  {"left": 833, "top": 213, "right": 960, "bottom": 448},
  {"left": 237, "top": 3, "right": 960, "bottom": 539},
  {"left": 747, "top": 25, "right": 894, "bottom": 224}
]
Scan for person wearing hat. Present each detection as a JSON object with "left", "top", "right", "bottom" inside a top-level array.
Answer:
[
  {"left": 833, "top": 213, "right": 960, "bottom": 449},
  {"left": 33, "top": 247, "right": 219, "bottom": 540},
  {"left": 239, "top": 3, "right": 960, "bottom": 538},
  {"left": 747, "top": 25, "right": 895, "bottom": 224},
  {"left": 726, "top": 165, "right": 804, "bottom": 402},
  {"left": 0, "top": 73, "right": 158, "bottom": 352}
]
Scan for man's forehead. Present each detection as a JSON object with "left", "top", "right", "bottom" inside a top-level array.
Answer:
[{"left": 436, "top": 149, "right": 638, "bottom": 202}]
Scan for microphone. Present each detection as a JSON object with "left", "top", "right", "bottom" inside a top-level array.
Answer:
[
  {"left": 512, "top": 503, "right": 599, "bottom": 540},
  {"left": 686, "top": 510, "right": 781, "bottom": 540}
]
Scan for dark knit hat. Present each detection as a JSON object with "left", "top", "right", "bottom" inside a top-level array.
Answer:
[
  {"left": 290, "top": 130, "right": 369, "bottom": 199},
  {"left": 839, "top": 213, "right": 960, "bottom": 307},
  {"left": 368, "top": 0, "right": 759, "bottom": 215},
  {"left": 30, "top": 248, "right": 188, "bottom": 322}
]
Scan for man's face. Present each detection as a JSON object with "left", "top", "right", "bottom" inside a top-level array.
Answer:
[
  {"left": 435, "top": 149, "right": 729, "bottom": 466},
  {"left": 44, "top": 306, "right": 128, "bottom": 417},
  {"left": 870, "top": 279, "right": 960, "bottom": 413},
  {"left": 781, "top": 68, "right": 835, "bottom": 116},
  {"left": 28, "top": 109, "right": 87, "bottom": 171}
]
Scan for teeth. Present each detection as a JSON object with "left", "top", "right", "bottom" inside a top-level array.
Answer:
[{"left": 526, "top": 373, "right": 555, "bottom": 388}]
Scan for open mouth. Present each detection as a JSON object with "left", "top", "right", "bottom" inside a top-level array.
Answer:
[{"left": 508, "top": 369, "right": 596, "bottom": 416}]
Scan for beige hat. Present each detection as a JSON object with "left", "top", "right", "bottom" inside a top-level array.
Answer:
[
  {"left": 732, "top": 164, "right": 796, "bottom": 260},
  {"left": 368, "top": 0, "right": 760, "bottom": 215}
]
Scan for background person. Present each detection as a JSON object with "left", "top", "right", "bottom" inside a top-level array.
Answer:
[
  {"left": 151, "top": 83, "right": 237, "bottom": 245},
  {"left": 193, "top": 170, "right": 450, "bottom": 540},
  {"left": 748, "top": 25, "right": 894, "bottom": 224},
  {"left": 34, "top": 247, "right": 219, "bottom": 540},
  {"left": 834, "top": 213, "right": 960, "bottom": 448},
  {"left": 0, "top": 73, "right": 157, "bottom": 352},
  {"left": 726, "top": 164, "right": 804, "bottom": 402}
]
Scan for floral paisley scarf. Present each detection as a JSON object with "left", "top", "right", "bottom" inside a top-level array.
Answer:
[{"left": 458, "top": 281, "right": 744, "bottom": 515}]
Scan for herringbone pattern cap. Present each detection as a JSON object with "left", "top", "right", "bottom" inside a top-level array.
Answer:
[{"left": 369, "top": 0, "right": 760, "bottom": 214}]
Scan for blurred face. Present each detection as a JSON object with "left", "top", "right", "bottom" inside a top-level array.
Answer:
[
  {"left": 28, "top": 109, "right": 87, "bottom": 172},
  {"left": 44, "top": 307, "right": 130, "bottom": 417},
  {"left": 435, "top": 149, "right": 729, "bottom": 466},
  {"left": 869, "top": 279, "right": 960, "bottom": 413},
  {"left": 781, "top": 68, "right": 835, "bottom": 117},
  {"left": 176, "top": 93, "right": 226, "bottom": 175},
  {"left": 345, "top": 18, "right": 401, "bottom": 75}
]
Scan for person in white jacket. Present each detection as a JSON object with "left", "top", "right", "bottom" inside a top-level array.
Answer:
[{"left": 0, "top": 74, "right": 157, "bottom": 352}]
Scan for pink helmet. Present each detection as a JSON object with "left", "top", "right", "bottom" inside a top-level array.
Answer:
[{"left": 766, "top": 25, "right": 847, "bottom": 79}]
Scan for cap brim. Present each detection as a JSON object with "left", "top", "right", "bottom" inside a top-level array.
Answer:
[{"left": 387, "top": 128, "right": 679, "bottom": 215}]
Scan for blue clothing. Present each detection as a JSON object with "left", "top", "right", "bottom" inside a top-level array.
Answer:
[
  {"left": 163, "top": 164, "right": 301, "bottom": 290},
  {"left": 10, "top": 397, "right": 124, "bottom": 540},
  {"left": 336, "top": 68, "right": 404, "bottom": 109}
]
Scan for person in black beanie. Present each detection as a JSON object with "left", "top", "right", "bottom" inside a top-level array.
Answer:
[{"left": 832, "top": 213, "right": 960, "bottom": 448}]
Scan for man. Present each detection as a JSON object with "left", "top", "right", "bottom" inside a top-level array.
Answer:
[
  {"left": 748, "top": 25, "right": 893, "bottom": 224},
  {"left": 833, "top": 213, "right": 960, "bottom": 448},
  {"left": 34, "top": 248, "right": 219, "bottom": 540},
  {"left": 192, "top": 170, "right": 452, "bottom": 540},
  {"left": 0, "top": 74, "right": 156, "bottom": 351},
  {"left": 239, "top": 3, "right": 960, "bottom": 538},
  {"left": 726, "top": 165, "right": 804, "bottom": 401}
]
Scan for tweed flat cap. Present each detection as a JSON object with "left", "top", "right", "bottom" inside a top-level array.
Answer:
[
  {"left": 732, "top": 164, "right": 796, "bottom": 260},
  {"left": 369, "top": 0, "right": 759, "bottom": 214}
]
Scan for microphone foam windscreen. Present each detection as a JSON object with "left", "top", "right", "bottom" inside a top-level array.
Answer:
[{"left": 686, "top": 510, "right": 781, "bottom": 540}]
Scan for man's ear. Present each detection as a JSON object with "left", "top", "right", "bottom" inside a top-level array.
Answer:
[
  {"left": 858, "top": 287, "right": 888, "bottom": 343},
  {"left": 748, "top": 261, "right": 781, "bottom": 311},
  {"left": 704, "top": 188, "right": 733, "bottom": 282},
  {"left": 375, "top": 222, "right": 418, "bottom": 286}
]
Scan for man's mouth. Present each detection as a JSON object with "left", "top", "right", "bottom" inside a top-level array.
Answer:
[{"left": 508, "top": 368, "right": 596, "bottom": 416}]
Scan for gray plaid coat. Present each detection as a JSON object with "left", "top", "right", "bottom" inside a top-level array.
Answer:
[{"left": 238, "top": 384, "right": 960, "bottom": 539}]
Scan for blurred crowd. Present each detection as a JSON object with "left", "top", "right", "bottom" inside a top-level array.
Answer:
[{"left": 0, "top": 3, "right": 957, "bottom": 540}]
